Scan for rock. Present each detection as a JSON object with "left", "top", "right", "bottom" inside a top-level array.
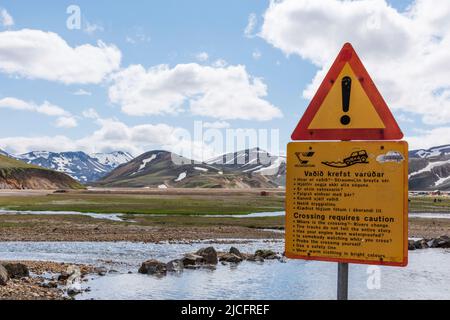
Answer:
[
  {"left": 58, "top": 272, "right": 70, "bottom": 282},
  {"left": 0, "top": 265, "right": 9, "bottom": 286},
  {"left": 219, "top": 253, "right": 243, "bottom": 263},
  {"left": 96, "top": 267, "right": 108, "bottom": 276},
  {"left": 138, "top": 259, "right": 167, "bottom": 275},
  {"left": 247, "top": 255, "right": 264, "bottom": 263},
  {"left": 436, "top": 236, "right": 450, "bottom": 248},
  {"left": 181, "top": 254, "right": 205, "bottom": 267},
  {"left": 427, "top": 239, "right": 438, "bottom": 248},
  {"left": 255, "top": 249, "right": 277, "bottom": 259},
  {"left": 229, "top": 247, "right": 243, "bottom": 258},
  {"left": 166, "top": 259, "right": 184, "bottom": 272},
  {"left": 196, "top": 247, "right": 218, "bottom": 265},
  {"left": 414, "top": 239, "right": 428, "bottom": 249},
  {"left": 67, "top": 288, "right": 82, "bottom": 296},
  {"left": 1, "top": 262, "right": 29, "bottom": 279},
  {"left": 408, "top": 240, "right": 416, "bottom": 251}
]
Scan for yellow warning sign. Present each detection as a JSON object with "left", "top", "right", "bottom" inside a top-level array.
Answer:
[
  {"left": 285, "top": 141, "right": 408, "bottom": 266},
  {"left": 308, "top": 63, "right": 385, "bottom": 129}
]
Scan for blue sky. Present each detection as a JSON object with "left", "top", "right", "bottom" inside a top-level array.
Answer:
[{"left": 0, "top": 0, "right": 449, "bottom": 158}]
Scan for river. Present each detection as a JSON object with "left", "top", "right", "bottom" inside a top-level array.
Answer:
[{"left": 1, "top": 240, "right": 449, "bottom": 300}]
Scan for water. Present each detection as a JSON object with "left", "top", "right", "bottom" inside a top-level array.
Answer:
[
  {"left": 409, "top": 213, "right": 450, "bottom": 219},
  {"left": 1, "top": 241, "right": 449, "bottom": 300},
  {"left": 1, "top": 209, "right": 447, "bottom": 220},
  {"left": 0, "top": 209, "right": 125, "bottom": 221}
]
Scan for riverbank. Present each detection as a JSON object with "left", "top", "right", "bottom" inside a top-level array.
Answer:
[
  {"left": 0, "top": 211, "right": 449, "bottom": 241},
  {"left": 0, "top": 261, "right": 96, "bottom": 300}
]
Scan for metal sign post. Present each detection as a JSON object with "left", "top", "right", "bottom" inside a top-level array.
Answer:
[{"left": 337, "top": 263, "right": 349, "bottom": 300}]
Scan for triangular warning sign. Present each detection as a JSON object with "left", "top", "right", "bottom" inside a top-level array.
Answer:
[{"left": 291, "top": 43, "right": 403, "bottom": 140}]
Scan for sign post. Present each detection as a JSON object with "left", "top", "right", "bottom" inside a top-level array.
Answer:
[
  {"left": 337, "top": 263, "right": 348, "bottom": 300},
  {"left": 286, "top": 43, "right": 408, "bottom": 300}
]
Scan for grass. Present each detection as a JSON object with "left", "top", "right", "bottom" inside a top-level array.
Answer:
[
  {"left": 129, "top": 214, "right": 285, "bottom": 229},
  {"left": 409, "top": 196, "right": 450, "bottom": 213},
  {"left": 0, "top": 192, "right": 285, "bottom": 215},
  {"left": 0, "top": 154, "right": 44, "bottom": 170}
]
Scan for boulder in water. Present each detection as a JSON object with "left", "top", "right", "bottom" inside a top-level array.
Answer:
[
  {"left": 196, "top": 247, "right": 218, "bottom": 265},
  {"left": 138, "top": 259, "right": 167, "bottom": 275}
]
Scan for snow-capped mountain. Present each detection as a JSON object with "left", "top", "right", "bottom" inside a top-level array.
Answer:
[
  {"left": 409, "top": 145, "right": 450, "bottom": 159},
  {"left": 15, "top": 151, "right": 133, "bottom": 184},
  {"left": 97, "top": 148, "right": 286, "bottom": 189},
  {"left": 0, "top": 149, "right": 9, "bottom": 157},
  {"left": 207, "top": 147, "right": 286, "bottom": 174},
  {"left": 409, "top": 145, "right": 450, "bottom": 190},
  {"left": 90, "top": 151, "right": 133, "bottom": 169}
]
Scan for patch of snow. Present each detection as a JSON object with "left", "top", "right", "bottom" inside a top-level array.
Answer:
[
  {"left": 254, "top": 158, "right": 283, "bottom": 176},
  {"left": 91, "top": 151, "right": 133, "bottom": 168},
  {"left": 175, "top": 172, "right": 187, "bottom": 182},
  {"left": 409, "top": 160, "right": 450, "bottom": 178},
  {"left": 158, "top": 184, "right": 167, "bottom": 189},
  {"left": 434, "top": 176, "right": 449, "bottom": 187},
  {"left": 194, "top": 167, "right": 208, "bottom": 172},
  {"left": 139, "top": 154, "right": 157, "bottom": 171}
]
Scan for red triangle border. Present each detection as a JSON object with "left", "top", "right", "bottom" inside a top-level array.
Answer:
[{"left": 291, "top": 43, "right": 403, "bottom": 141}]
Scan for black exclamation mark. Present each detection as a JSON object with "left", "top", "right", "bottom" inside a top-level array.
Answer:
[{"left": 340, "top": 76, "right": 351, "bottom": 125}]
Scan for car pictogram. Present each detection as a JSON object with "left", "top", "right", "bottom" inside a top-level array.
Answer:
[{"left": 344, "top": 150, "right": 369, "bottom": 166}]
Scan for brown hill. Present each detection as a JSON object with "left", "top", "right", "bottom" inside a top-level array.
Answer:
[{"left": 0, "top": 154, "right": 84, "bottom": 190}]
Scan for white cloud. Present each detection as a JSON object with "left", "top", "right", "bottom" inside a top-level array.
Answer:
[
  {"left": 84, "top": 22, "right": 104, "bottom": 35},
  {"left": 55, "top": 116, "right": 78, "bottom": 128},
  {"left": 0, "top": 97, "right": 77, "bottom": 128},
  {"left": 0, "top": 29, "right": 121, "bottom": 84},
  {"left": 0, "top": 8, "right": 14, "bottom": 27},
  {"left": 252, "top": 49, "right": 262, "bottom": 60},
  {"left": 212, "top": 59, "right": 227, "bottom": 68},
  {"left": 203, "top": 121, "right": 231, "bottom": 129},
  {"left": 407, "top": 127, "right": 450, "bottom": 150},
  {"left": 0, "top": 118, "right": 215, "bottom": 160},
  {"left": 125, "top": 28, "right": 151, "bottom": 45},
  {"left": 196, "top": 52, "right": 209, "bottom": 62},
  {"left": 109, "top": 63, "right": 282, "bottom": 121},
  {"left": 82, "top": 108, "right": 100, "bottom": 119},
  {"left": 73, "top": 89, "right": 92, "bottom": 96},
  {"left": 244, "top": 13, "right": 257, "bottom": 38},
  {"left": 260, "top": 0, "right": 450, "bottom": 125}
]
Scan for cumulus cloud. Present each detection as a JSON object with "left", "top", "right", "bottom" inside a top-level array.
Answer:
[
  {"left": 0, "top": 118, "right": 215, "bottom": 160},
  {"left": 203, "top": 121, "right": 231, "bottom": 129},
  {"left": 252, "top": 49, "right": 262, "bottom": 60},
  {"left": 0, "top": 29, "right": 121, "bottom": 84},
  {"left": 260, "top": 0, "right": 450, "bottom": 125},
  {"left": 0, "top": 97, "right": 77, "bottom": 128},
  {"left": 407, "top": 127, "right": 450, "bottom": 150},
  {"left": 82, "top": 108, "right": 99, "bottom": 119},
  {"left": 73, "top": 89, "right": 92, "bottom": 96},
  {"left": 109, "top": 63, "right": 282, "bottom": 121},
  {"left": 55, "top": 116, "right": 78, "bottom": 128},
  {"left": 196, "top": 52, "right": 209, "bottom": 62},
  {"left": 244, "top": 13, "right": 257, "bottom": 38},
  {"left": 0, "top": 8, "right": 14, "bottom": 27}
]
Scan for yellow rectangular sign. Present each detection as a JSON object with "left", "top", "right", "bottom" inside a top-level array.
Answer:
[{"left": 286, "top": 141, "right": 408, "bottom": 266}]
